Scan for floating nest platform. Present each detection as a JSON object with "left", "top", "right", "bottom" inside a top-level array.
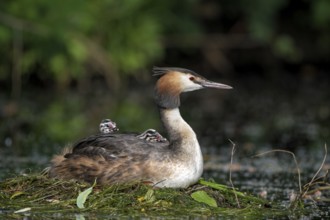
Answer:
[{"left": 0, "top": 173, "right": 303, "bottom": 218}]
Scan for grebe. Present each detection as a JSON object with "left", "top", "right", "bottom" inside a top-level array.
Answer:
[
  {"left": 49, "top": 67, "right": 232, "bottom": 188},
  {"left": 99, "top": 119, "right": 119, "bottom": 134},
  {"left": 136, "top": 129, "right": 167, "bottom": 143},
  {"left": 99, "top": 118, "right": 167, "bottom": 142}
]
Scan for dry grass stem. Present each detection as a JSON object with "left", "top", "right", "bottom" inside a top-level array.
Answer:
[
  {"left": 228, "top": 139, "right": 240, "bottom": 208},
  {"left": 252, "top": 149, "right": 302, "bottom": 193},
  {"left": 302, "top": 144, "right": 328, "bottom": 198}
]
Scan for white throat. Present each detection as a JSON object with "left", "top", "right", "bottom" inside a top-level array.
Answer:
[{"left": 158, "top": 108, "right": 204, "bottom": 188}]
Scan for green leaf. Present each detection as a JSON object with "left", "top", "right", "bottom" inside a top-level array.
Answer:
[
  {"left": 199, "top": 179, "right": 229, "bottom": 191},
  {"left": 191, "top": 190, "right": 217, "bottom": 207},
  {"left": 144, "top": 189, "right": 156, "bottom": 203},
  {"left": 199, "top": 179, "right": 245, "bottom": 197},
  {"left": 76, "top": 182, "right": 96, "bottom": 209},
  {"left": 10, "top": 191, "right": 25, "bottom": 199}
]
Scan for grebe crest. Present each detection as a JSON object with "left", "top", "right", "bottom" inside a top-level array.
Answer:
[{"left": 49, "top": 67, "right": 232, "bottom": 188}]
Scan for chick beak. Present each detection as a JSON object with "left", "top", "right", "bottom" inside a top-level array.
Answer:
[{"left": 200, "top": 79, "right": 233, "bottom": 89}]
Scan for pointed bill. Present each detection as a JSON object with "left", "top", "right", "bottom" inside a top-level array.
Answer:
[{"left": 200, "top": 79, "right": 233, "bottom": 89}]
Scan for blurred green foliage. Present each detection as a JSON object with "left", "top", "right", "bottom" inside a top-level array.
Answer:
[
  {"left": 238, "top": 0, "right": 330, "bottom": 61},
  {"left": 1, "top": 0, "right": 329, "bottom": 88},
  {"left": 37, "top": 99, "right": 87, "bottom": 142},
  {"left": 243, "top": 0, "right": 287, "bottom": 42},
  {"left": 0, "top": 0, "right": 329, "bottom": 154},
  {"left": 0, "top": 0, "right": 199, "bottom": 88}
]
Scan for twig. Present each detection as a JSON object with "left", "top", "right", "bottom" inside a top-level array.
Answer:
[
  {"left": 302, "top": 144, "right": 328, "bottom": 198},
  {"left": 252, "top": 149, "right": 302, "bottom": 193},
  {"left": 228, "top": 139, "right": 240, "bottom": 208},
  {"left": 185, "top": 185, "right": 208, "bottom": 194},
  {"left": 305, "top": 186, "right": 330, "bottom": 195}
]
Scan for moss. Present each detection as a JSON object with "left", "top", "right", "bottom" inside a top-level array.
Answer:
[{"left": 0, "top": 173, "right": 299, "bottom": 218}]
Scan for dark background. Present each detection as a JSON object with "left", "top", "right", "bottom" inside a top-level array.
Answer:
[{"left": 0, "top": 0, "right": 329, "bottom": 157}]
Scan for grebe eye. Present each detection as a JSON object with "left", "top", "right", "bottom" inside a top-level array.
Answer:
[{"left": 189, "top": 76, "right": 195, "bottom": 81}]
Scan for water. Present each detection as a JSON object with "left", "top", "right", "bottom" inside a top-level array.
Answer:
[{"left": 203, "top": 146, "right": 330, "bottom": 219}]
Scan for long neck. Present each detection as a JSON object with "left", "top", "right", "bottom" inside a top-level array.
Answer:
[
  {"left": 155, "top": 79, "right": 202, "bottom": 161},
  {"left": 159, "top": 108, "right": 200, "bottom": 153}
]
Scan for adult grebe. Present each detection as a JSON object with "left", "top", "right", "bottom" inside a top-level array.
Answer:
[{"left": 49, "top": 67, "right": 232, "bottom": 188}]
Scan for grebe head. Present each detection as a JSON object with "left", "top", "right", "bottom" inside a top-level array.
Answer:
[
  {"left": 153, "top": 67, "right": 232, "bottom": 109},
  {"left": 99, "top": 119, "right": 118, "bottom": 134}
]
